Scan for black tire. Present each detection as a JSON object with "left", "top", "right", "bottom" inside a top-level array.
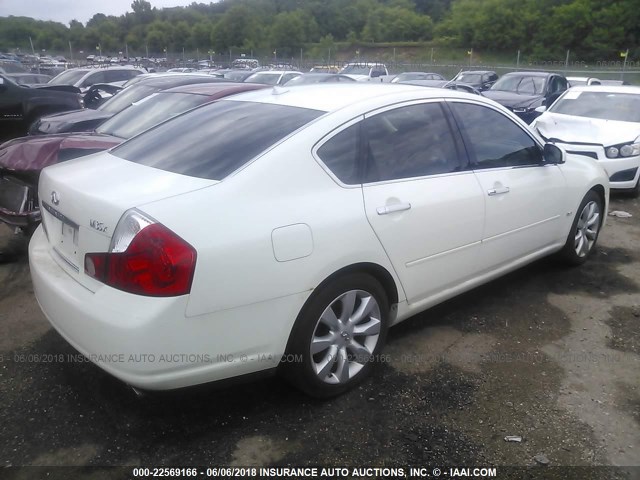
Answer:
[
  {"left": 558, "top": 190, "right": 604, "bottom": 266},
  {"left": 629, "top": 178, "right": 640, "bottom": 198},
  {"left": 281, "top": 273, "right": 389, "bottom": 398}
]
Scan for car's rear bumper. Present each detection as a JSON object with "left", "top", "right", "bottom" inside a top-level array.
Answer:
[{"left": 29, "top": 226, "right": 308, "bottom": 390}]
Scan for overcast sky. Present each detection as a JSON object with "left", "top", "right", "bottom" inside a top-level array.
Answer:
[{"left": 1, "top": 0, "right": 200, "bottom": 25}]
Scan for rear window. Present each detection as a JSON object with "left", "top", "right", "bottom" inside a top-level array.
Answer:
[
  {"left": 49, "top": 69, "right": 88, "bottom": 86},
  {"left": 97, "top": 92, "right": 208, "bottom": 139},
  {"left": 112, "top": 101, "right": 323, "bottom": 180},
  {"left": 99, "top": 84, "right": 157, "bottom": 114}
]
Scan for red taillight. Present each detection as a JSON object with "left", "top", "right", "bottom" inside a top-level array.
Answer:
[{"left": 85, "top": 223, "right": 196, "bottom": 297}]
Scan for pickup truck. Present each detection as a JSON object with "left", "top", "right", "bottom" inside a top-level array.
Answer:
[{"left": 0, "top": 74, "right": 84, "bottom": 142}]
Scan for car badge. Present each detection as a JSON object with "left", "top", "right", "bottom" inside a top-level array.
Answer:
[{"left": 51, "top": 191, "right": 60, "bottom": 206}]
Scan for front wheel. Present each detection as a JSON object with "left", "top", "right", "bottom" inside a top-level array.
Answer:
[
  {"left": 281, "top": 273, "right": 389, "bottom": 398},
  {"left": 558, "top": 190, "right": 603, "bottom": 265}
]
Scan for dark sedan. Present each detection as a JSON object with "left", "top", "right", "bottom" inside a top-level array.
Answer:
[
  {"left": 0, "top": 74, "right": 84, "bottom": 142},
  {"left": 0, "top": 82, "right": 267, "bottom": 233},
  {"left": 483, "top": 71, "right": 568, "bottom": 124},
  {"left": 452, "top": 70, "right": 498, "bottom": 91},
  {"left": 29, "top": 74, "right": 227, "bottom": 135}
]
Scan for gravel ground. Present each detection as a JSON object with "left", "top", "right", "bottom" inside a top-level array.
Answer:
[{"left": 0, "top": 193, "right": 638, "bottom": 479}]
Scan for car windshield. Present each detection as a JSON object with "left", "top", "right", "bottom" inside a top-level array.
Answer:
[
  {"left": 491, "top": 75, "right": 546, "bottom": 95},
  {"left": 457, "top": 73, "right": 483, "bottom": 83},
  {"left": 245, "top": 73, "right": 280, "bottom": 85},
  {"left": 48, "top": 69, "right": 87, "bottom": 86},
  {"left": 339, "top": 65, "right": 371, "bottom": 75},
  {"left": 550, "top": 91, "right": 640, "bottom": 122},
  {"left": 112, "top": 101, "right": 323, "bottom": 180},
  {"left": 96, "top": 92, "right": 209, "bottom": 139},
  {"left": 98, "top": 84, "right": 157, "bottom": 113}
]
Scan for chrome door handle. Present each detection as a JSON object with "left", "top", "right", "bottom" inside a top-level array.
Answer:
[
  {"left": 376, "top": 203, "right": 412, "bottom": 215},
  {"left": 487, "top": 186, "right": 510, "bottom": 196}
]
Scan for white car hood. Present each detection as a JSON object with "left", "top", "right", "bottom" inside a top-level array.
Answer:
[{"left": 535, "top": 113, "right": 640, "bottom": 146}]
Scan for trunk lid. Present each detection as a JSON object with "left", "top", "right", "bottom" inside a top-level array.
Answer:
[
  {"left": 0, "top": 133, "right": 120, "bottom": 172},
  {"left": 38, "top": 151, "right": 217, "bottom": 290}
]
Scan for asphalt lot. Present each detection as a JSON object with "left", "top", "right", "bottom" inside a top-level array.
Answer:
[{"left": 0, "top": 193, "right": 638, "bottom": 478}]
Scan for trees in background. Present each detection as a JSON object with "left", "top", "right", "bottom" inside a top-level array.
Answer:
[{"left": 0, "top": 0, "right": 637, "bottom": 60}]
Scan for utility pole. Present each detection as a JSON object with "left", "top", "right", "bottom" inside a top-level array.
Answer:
[
  {"left": 564, "top": 49, "right": 570, "bottom": 70},
  {"left": 29, "top": 37, "right": 40, "bottom": 73},
  {"left": 516, "top": 49, "right": 520, "bottom": 68},
  {"left": 621, "top": 49, "right": 629, "bottom": 81}
]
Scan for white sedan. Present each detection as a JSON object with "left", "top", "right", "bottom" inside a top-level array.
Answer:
[
  {"left": 29, "top": 84, "right": 609, "bottom": 397},
  {"left": 532, "top": 85, "right": 640, "bottom": 196}
]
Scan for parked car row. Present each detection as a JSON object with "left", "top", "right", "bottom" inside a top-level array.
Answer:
[{"left": 1, "top": 69, "right": 637, "bottom": 399}]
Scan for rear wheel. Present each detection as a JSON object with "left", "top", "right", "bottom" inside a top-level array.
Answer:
[
  {"left": 559, "top": 190, "right": 603, "bottom": 265},
  {"left": 282, "top": 273, "right": 389, "bottom": 398}
]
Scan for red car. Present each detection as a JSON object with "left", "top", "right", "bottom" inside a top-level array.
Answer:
[{"left": 0, "top": 82, "right": 267, "bottom": 233}]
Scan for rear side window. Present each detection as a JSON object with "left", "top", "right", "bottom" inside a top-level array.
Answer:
[
  {"left": 317, "top": 123, "right": 360, "bottom": 184},
  {"left": 112, "top": 101, "right": 323, "bottom": 180},
  {"left": 363, "top": 102, "right": 462, "bottom": 182}
]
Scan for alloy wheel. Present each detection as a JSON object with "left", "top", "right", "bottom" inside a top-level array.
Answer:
[{"left": 310, "top": 289, "right": 382, "bottom": 384}]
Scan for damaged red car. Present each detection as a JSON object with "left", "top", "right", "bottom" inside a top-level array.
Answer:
[{"left": 0, "top": 82, "right": 267, "bottom": 233}]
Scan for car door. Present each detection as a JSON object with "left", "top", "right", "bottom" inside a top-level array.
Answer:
[
  {"left": 360, "top": 101, "right": 485, "bottom": 304},
  {"left": 448, "top": 100, "right": 566, "bottom": 271},
  {"left": 545, "top": 75, "right": 567, "bottom": 107}
]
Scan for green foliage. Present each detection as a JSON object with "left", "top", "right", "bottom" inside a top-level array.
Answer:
[
  {"left": 441, "top": 0, "right": 638, "bottom": 61},
  {"left": 0, "top": 0, "right": 637, "bottom": 60}
]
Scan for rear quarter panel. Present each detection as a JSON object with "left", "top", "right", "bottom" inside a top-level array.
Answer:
[{"left": 137, "top": 115, "right": 404, "bottom": 318}]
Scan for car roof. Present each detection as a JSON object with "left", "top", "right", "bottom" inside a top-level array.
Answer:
[
  {"left": 134, "top": 74, "right": 223, "bottom": 88},
  {"left": 250, "top": 70, "right": 298, "bottom": 75},
  {"left": 224, "top": 83, "right": 471, "bottom": 113},
  {"left": 400, "top": 71, "right": 441, "bottom": 75},
  {"left": 503, "top": 71, "right": 555, "bottom": 77},
  {"left": 459, "top": 70, "right": 496, "bottom": 74},
  {"left": 160, "top": 82, "right": 268, "bottom": 95},
  {"left": 565, "top": 85, "right": 640, "bottom": 94}
]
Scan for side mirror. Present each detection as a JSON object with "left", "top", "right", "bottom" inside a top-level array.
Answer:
[
  {"left": 543, "top": 143, "right": 565, "bottom": 164},
  {"left": 534, "top": 105, "right": 547, "bottom": 113}
]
